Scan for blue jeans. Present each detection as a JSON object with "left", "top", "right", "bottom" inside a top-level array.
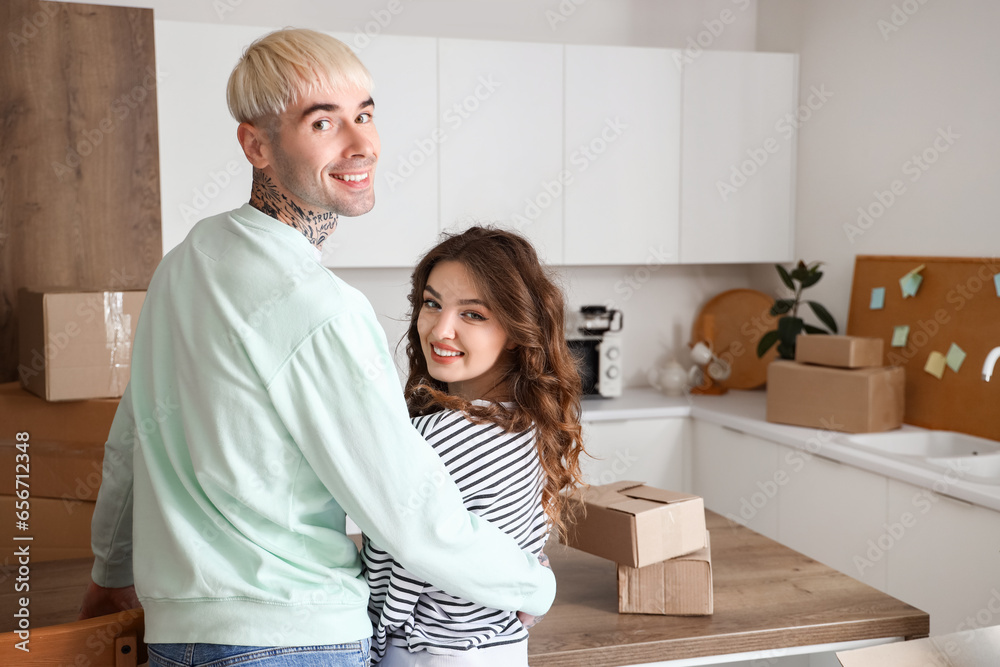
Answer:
[{"left": 148, "top": 639, "right": 371, "bottom": 667}]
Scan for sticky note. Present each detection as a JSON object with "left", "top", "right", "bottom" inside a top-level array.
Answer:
[
  {"left": 946, "top": 343, "right": 966, "bottom": 373},
  {"left": 924, "top": 351, "right": 946, "bottom": 379},
  {"left": 900, "top": 273, "right": 923, "bottom": 298},
  {"left": 870, "top": 287, "right": 886, "bottom": 310},
  {"left": 994, "top": 273, "right": 1000, "bottom": 297},
  {"left": 891, "top": 325, "right": 910, "bottom": 347}
]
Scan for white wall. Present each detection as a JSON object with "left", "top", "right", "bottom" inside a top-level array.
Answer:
[{"left": 754, "top": 0, "right": 1000, "bottom": 333}]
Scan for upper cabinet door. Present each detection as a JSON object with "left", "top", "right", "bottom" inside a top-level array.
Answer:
[
  {"left": 563, "top": 46, "right": 681, "bottom": 266},
  {"left": 438, "top": 39, "right": 564, "bottom": 263},
  {"left": 680, "top": 52, "right": 798, "bottom": 264},
  {"left": 323, "top": 34, "right": 439, "bottom": 268}
]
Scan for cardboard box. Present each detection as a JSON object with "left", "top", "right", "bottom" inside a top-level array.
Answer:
[
  {"left": 18, "top": 288, "right": 145, "bottom": 401},
  {"left": 837, "top": 624, "right": 1000, "bottom": 666},
  {"left": 0, "top": 381, "right": 120, "bottom": 443},
  {"left": 795, "top": 335, "right": 884, "bottom": 369},
  {"left": 618, "top": 531, "right": 713, "bottom": 616},
  {"left": 563, "top": 481, "right": 707, "bottom": 568},
  {"left": 0, "top": 495, "right": 95, "bottom": 563},
  {"left": 767, "top": 360, "right": 904, "bottom": 433},
  {"left": 0, "top": 439, "right": 105, "bottom": 501}
]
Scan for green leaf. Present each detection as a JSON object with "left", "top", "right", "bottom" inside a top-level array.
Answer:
[
  {"left": 790, "top": 265, "right": 812, "bottom": 283},
  {"left": 798, "top": 271, "right": 823, "bottom": 288},
  {"left": 770, "top": 299, "right": 795, "bottom": 316},
  {"left": 807, "top": 301, "right": 839, "bottom": 334},
  {"left": 776, "top": 341, "right": 797, "bottom": 360},
  {"left": 778, "top": 316, "right": 804, "bottom": 349},
  {"left": 756, "top": 329, "right": 780, "bottom": 358},
  {"left": 802, "top": 324, "right": 829, "bottom": 335},
  {"left": 775, "top": 264, "right": 795, "bottom": 290}
]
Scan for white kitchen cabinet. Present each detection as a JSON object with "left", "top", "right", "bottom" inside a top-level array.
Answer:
[
  {"left": 691, "top": 421, "right": 782, "bottom": 540},
  {"left": 438, "top": 39, "right": 564, "bottom": 263},
  {"left": 776, "top": 452, "right": 890, "bottom": 591},
  {"left": 679, "top": 51, "right": 797, "bottom": 264},
  {"left": 324, "top": 34, "right": 439, "bottom": 268},
  {"left": 563, "top": 46, "right": 681, "bottom": 266},
  {"left": 885, "top": 479, "right": 1000, "bottom": 636},
  {"left": 580, "top": 417, "right": 689, "bottom": 493}
]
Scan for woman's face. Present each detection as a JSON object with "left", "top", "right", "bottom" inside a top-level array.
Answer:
[{"left": 416, "top": 261, "right": 512, "bottom": 400}]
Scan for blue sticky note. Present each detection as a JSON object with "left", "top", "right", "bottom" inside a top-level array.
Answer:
[
  {"left": 946, "top": 343, "right": 966, "bottom": 373},
  {"left": 870, "top": 287, "right": 886, "bottom": 310},
  {"left": 994, "top": 273, "right": 1000, "bottom": 297},
  {"left": 891, "top": 325, "right": 910, "bottom": 348},
  {"left": 900, "top": 273, "right": 923, "bottom": 298}
]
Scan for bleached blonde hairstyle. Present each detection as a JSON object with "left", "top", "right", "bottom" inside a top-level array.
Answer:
[{"left": 226, "top": 28, "right": 373, "bottom": 126}]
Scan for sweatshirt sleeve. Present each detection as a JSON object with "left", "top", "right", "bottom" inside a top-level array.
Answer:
[
  {"left": 90, "top": 383, "right": 137, "bottom": 588},
  {"left": 266, "top": 311, "right": 556, "bottom": 617}
]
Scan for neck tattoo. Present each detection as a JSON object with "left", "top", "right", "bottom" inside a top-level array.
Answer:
[{"left": 249, "top": 169, "right": 339, "bottom": 249}]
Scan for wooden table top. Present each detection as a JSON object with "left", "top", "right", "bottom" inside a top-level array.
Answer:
[
  {"left": 526, "top": 511, "right": 929, "bottom": 666},
  {"left": 1, "top": 512, "right": 929, "bottom": 667}
]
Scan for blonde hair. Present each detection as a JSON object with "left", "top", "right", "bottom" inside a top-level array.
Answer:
[{"left": 227, "top": 28, "right": 373, "bottom": 125}]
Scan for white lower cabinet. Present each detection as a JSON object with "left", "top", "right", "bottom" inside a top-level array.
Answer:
[
  {"left": 580, "top": 417, "right": 689, "bottom": 493},
  {"left": 691, "top": 421, "right": 782, "bottom": 540},
  {"left": 885, "top": 479, "right": 1000, "bottom": 636},
  {"left": 775, "top": 453, "right": 889, "bottom": 592}
]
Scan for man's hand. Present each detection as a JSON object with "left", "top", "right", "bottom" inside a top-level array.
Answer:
[
  {"left": 78, "top": 580, "right": 141, "bottom": 620},
  {"left": 517, "top": 549, "right": 551, "bottom": 630}
]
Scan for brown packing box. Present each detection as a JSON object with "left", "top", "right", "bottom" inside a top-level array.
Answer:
[
  {"left": 18, "top": 288, "right": 145, "bottom": 401},
  {"left": 0, "top": 382, "right": 120, "bottom": 443},
  {"left": 618, "top": 531, "right": 713, "bottom": 616},
  {"left": 837, "top": 624, "right": 1000, "bottom": 666},
  {"left": 0, "top": 439, "right": 105, "bottom": 501},
  {"left": 767, "top": 360, "right": 904, "bottom": 433},
  {"left": 795, "top": 334, "right": 884, "bottom": 369},
  {"left": 0, "top": 495, "right": 95, "bottom": 563},
  {"left": 563, "top": 481, "right": 707, "bottom": 568}
]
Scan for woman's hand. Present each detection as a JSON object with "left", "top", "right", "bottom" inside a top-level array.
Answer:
[
  {"left": 78, "top": 580, "right": 142, "bottom": 620},
  {"left": 517, "top": 549, "right": 550, "bottom": 629}
]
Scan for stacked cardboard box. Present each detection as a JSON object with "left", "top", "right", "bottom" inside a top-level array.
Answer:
[
  {"left": 766, "top": 335, "right": 904, "bottom": 433},
  {"left": 563, "top": 481, "right": 713, "bottom": 615},
  {"left": 0, "top": 382, "right": 119, "bottom": 562}
]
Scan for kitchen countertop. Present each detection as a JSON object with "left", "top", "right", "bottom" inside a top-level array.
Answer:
[
  {"left": 528, "top": 511, "right": 927, "bottom": 666},
  {"left": 2, "top": 512, "right": 929, "bottom": 666},
  {"left": 581, "top": 388, "right": 1000, "bottom": 513}
]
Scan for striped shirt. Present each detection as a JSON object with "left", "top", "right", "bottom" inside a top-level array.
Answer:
[{"left": 362, "top": 406, "right": 549, "bottom": 661}]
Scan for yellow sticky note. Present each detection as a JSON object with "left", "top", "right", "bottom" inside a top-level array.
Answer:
[
  {"left": 891, "top": 325, "right": 910, "bottom": 347},
  {"left": 946, "top": 343, "right": 966, "bottom": 373},
  {"left": 924, "top": 351, "right": 946, "bottom": 379}
]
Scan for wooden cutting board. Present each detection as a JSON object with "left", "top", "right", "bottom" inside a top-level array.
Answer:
[{"left": 691, "top": 289, "right": 778, "bottom": 390}]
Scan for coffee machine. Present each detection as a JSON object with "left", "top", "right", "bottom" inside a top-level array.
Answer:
[{"left": 566, "top": 305, "right": 623, "bottom": 398}]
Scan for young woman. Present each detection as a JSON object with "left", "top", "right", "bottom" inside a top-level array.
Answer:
[{"left": 362, "top": 226, "right": 586, "bottom": 666}]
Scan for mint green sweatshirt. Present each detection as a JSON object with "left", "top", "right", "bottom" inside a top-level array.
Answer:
[{"left": 90, "top": 204, "right": 555, "bottom": 645}]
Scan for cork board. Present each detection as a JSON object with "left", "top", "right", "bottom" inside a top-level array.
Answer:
[{"left": 846, "top": 255, "right": 1000, "bottom": 440}]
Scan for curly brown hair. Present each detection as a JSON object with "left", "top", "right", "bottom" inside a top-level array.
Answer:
[{"left": 403, "top": 226, "right": 586, "bottom": 537}]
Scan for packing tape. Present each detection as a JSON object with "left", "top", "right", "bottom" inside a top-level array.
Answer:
[{"left": 104, "top": 291, "right": 133, "bottom": 396}]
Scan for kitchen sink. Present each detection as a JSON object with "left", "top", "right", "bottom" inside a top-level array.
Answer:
[
  {"left": 926, "top": 454, "right": 1000, "bottom": 485},
  {"left": 844, "top": 429, "right": 1000, "bottom": 458}
]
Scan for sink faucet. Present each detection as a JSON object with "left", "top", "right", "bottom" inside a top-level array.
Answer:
[{"left": 984, "top": 347, "right": 1000, "bottom": 381}]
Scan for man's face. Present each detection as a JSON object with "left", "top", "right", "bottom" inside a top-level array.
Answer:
[{"left": 263, "top": 83, "right": 380, "bottom": 218}]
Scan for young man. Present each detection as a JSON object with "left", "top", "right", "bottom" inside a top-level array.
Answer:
[{"left": 81, "top": 29, "right": 555, "bottom": 666}]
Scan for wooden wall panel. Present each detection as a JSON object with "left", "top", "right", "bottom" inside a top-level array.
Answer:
[
  {"left": 0, "top": 0, "right": 161, "bottom": 384},
  {"left": 847, "top": 255, "right": 1000, "bottom": 441}
]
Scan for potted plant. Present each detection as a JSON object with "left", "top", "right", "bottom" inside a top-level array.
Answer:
[{"left": 757, "top": 261, "right": 838, "bottom": 360}]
